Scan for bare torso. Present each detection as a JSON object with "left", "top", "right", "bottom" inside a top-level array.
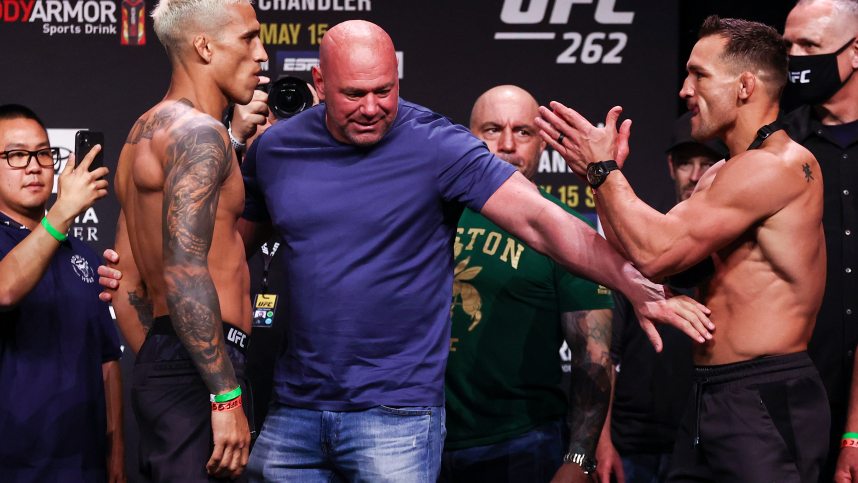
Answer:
[
  {"left": 683, "top": 132, "right": 825, "bottom": 364},
  {"left": 115, "top": 98, "right": 251, "bottom": 345}
]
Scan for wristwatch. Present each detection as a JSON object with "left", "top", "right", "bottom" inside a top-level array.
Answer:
[
  {"left": 564, "top": 451, "right": 597, "bottom": 474},
  {"left": 586, "top": 160, "right": 619, "bottom": 189}
]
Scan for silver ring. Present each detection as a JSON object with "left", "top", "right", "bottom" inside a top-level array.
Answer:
[{"left": 557, "top": 133, "right": 565, "bottom": 144}]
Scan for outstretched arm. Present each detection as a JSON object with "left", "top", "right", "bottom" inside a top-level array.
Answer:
[
  {"left": 537, "top": 103, "right": 801, "bottom": 279},
  {"left": 480, "top": 173, "right": 712, "bottom": 351},
  {"left": 162, "top": 117, "right": 249, "bottom": 478}
]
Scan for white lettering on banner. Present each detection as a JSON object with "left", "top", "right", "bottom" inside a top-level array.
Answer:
[
  {"left": 538, "top": 150, "right": 571, "bottom": 173},
  {"left": 496, "top": 0, "right": 633, "bottom": 65},
  {"left": 257, "top": 0, "right": 371, "bottom": 12},
  {"left": 75, "top": 207, "right": 99, "bottom": 224},
  {"left": 71, "top": 226, "right": 99, "bottom": 242},
  {"left": 29, "top": 0, "right": 117, "bottom": 23},
  {"left": 282, "top": 57, "right": 317, "bottom": 72},
  {"left": 500, "top": 0, "right": 632, "bottom": 24}
]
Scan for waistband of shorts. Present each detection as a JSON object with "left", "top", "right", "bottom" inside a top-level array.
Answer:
[
  {"left": 151, "top": 315, "right": 248, "bottom": 355},
  {"left": 692, "top": 351, "right": 814, "bottom": 384}
]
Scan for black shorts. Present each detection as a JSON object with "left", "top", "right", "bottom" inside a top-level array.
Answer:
[
  {"left": 668, "top": 352, "right": 829, "bottom": 483},
  {"left": 132, "top": 316, "right": 251, "bottom": 483}
]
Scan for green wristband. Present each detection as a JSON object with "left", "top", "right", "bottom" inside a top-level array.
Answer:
[
  {"left": 41, "top": 217, "right": 67, "bottom": 242},
  {"left": 843, "top": 432, "right": 858, "bottom": 440},
  {"left": 210, "top": 386, "right": 242, "bottom": 403}
]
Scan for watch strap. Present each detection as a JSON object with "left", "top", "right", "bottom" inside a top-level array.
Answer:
[
  {"left": 587, "top": 159, "right": 619, "bottom": 189},
  {"left": 563, "top": 451, "right": 597, "bottom": 474}
]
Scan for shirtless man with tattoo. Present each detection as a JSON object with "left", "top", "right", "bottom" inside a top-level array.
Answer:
[
  {"left": 108, "top": 0, "right": 266, "bottom": 480},
  {"left": 538, "top": 16, "right": 829, "bottom": 482}
]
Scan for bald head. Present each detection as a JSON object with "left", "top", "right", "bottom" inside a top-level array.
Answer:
[
  {"left": 470, "top": 85, "right": 540, "bottom": 129},
  {"left": 470, "top": 85, "right": 545, "bottom": 180},
  {"left": 785, "top": 0, "right": 858, "bottom": 56},
  {"left": 312, "top": 20, "right": 400, "bottom": 146},
  {"left": 319, "top": 20, "right": 397, "bottom": 72}
]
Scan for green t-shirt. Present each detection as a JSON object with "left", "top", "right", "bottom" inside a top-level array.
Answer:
[{"left": 445, "top": 189, "right": 613, "bottom": 449}]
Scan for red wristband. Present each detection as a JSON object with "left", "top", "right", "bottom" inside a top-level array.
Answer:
[
  {"left": 211, "top": 395, "right": 242, "bottom": 412},
  {"left": 841, "top": 438, "right": 858, "bottom": 448}
]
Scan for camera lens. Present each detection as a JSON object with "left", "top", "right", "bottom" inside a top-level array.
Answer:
[{"left": 266, "top": 76, "right": 313, "bottom": 119}]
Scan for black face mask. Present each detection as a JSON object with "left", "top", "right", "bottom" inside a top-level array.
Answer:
[{"left": 784, "top": 38, "right": 855, "bottom": 107}]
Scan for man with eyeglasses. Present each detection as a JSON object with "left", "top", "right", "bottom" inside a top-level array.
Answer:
[
  {"left": 780, "top": 1, "right": 858, "bottom": 480},
  {"left": 0, "top": 104, "right": 124, "bottom": 482}
]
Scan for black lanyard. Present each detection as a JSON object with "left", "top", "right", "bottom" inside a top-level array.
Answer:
[
  {"left": 259, "top": 241, "right": 280, "bottom": 292},
  {"left": 747, "top": 121, "right": 783, "bottom": 151}
]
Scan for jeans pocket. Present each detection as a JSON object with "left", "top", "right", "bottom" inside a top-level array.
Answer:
[{"left": 378, "top": 405, "right": 434, "bottom": 416}]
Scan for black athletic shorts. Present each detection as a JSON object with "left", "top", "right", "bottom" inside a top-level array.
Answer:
[
  {"left": 667, "top": 351, "right": 829, "bottom": 482},
  {"left": 132, "top": 316, "right": 251, "bottom": 483}
]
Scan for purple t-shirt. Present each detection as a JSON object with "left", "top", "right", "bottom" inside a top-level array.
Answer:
[{"left": 243, "top": 99, "right": 515, "bottom": 410}]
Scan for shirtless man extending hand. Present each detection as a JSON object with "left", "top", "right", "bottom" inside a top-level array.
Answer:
[
  {"left": 538, "top": 16, "right": 828, "bottom": 482},
  {"left": 109, "top": 0, "right": 266, "bottom": 480}
]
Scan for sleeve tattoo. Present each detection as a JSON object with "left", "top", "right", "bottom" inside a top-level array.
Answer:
[
  {"left": 563, "top": 308, "right": 613, "bottom": 456},
  {"left": 162, "top": 118, "right": 237, "bottom": 394}
]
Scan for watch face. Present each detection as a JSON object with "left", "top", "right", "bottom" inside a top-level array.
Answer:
[{"left": 587, "top": 163, "right": 604, "bottom": 187}]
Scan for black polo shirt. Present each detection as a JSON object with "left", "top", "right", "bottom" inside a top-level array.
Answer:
[{"left": 782, "top": 105, "right": 858, "bottom": 430}]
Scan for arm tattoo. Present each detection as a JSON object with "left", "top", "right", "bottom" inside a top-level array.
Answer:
[
  {"left": 562, "top": 308, "right": 613, "bottom": 455},
  {"left": 127, "top": 289, "right": 154, "bottom": 335},
  {"left": 126, "top": 98, "right": 194, "bottom": 145},
  {"left": 162, "top": 116, "right": 236, "bottom": 394}
]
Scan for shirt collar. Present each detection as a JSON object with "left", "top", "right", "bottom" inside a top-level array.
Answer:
[{"left": 0, "top": 211, "right": 28, "bottom": 231}]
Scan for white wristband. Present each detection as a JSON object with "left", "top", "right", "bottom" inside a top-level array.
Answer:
[{"left": 227, "top": 123, "right": 246, "bottom": 153}]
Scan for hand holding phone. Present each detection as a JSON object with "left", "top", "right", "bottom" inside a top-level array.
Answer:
[{"left": 74, "top": 130, "right": 105, "bottom": 172}]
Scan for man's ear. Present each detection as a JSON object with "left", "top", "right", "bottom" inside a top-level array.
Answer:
[
  {"left": 737, "top": 71, "right": 756, "bottom": 101},
  {"left": 311, "top": 65, "right": 325, "bottom": 101},
  {"left": 193, "top": 34, "right": 213, "bottom": 63}
]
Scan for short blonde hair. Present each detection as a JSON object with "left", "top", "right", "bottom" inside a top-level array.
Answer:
[{"left": 152, "top": 0, "right": 248, "bottom": 55}]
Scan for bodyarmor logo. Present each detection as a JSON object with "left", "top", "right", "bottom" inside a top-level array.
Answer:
[
  {"left": 120, "top": 0, "right": 145, "bottom": 45},
  {"left": 70, "top": 255, "right": 95, "bottom": 283}
]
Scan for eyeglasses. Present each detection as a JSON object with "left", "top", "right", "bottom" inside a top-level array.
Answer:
[{"left": 1, "top": 148, "right": 61, "bottom": 169}]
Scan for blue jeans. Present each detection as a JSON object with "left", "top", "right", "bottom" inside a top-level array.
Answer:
[
  {"left": 247, "top": 403, "right": 446, "bottom": 482},
  {"left": 621, "top": 453, "right": 672, "bottom": 483},
  {"left": 438, "top": 420, "right": 564, "bottom": 483}
]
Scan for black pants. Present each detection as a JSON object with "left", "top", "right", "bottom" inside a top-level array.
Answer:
[
  {"left": 668, "top": 352, "right": 829, "bottom": 483},
  {"left": 132, "top": 316, "right": 250, "bottom": 483}
]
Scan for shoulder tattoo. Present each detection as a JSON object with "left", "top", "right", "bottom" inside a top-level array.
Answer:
[
  {"left": 125, "top": 98, "right": 195, "bottom": 145},
  {"left": 802, "top": 163, "right": 814, "bottom": 183}
]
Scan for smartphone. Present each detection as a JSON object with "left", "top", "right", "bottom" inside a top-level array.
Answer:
[{"left": 74, "top": 130, "right": 104, "bottom": 171}]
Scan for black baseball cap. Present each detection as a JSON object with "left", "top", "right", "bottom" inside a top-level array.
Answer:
[{"left": 666, "top": 111, "right": 729, "bottom": 160}]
